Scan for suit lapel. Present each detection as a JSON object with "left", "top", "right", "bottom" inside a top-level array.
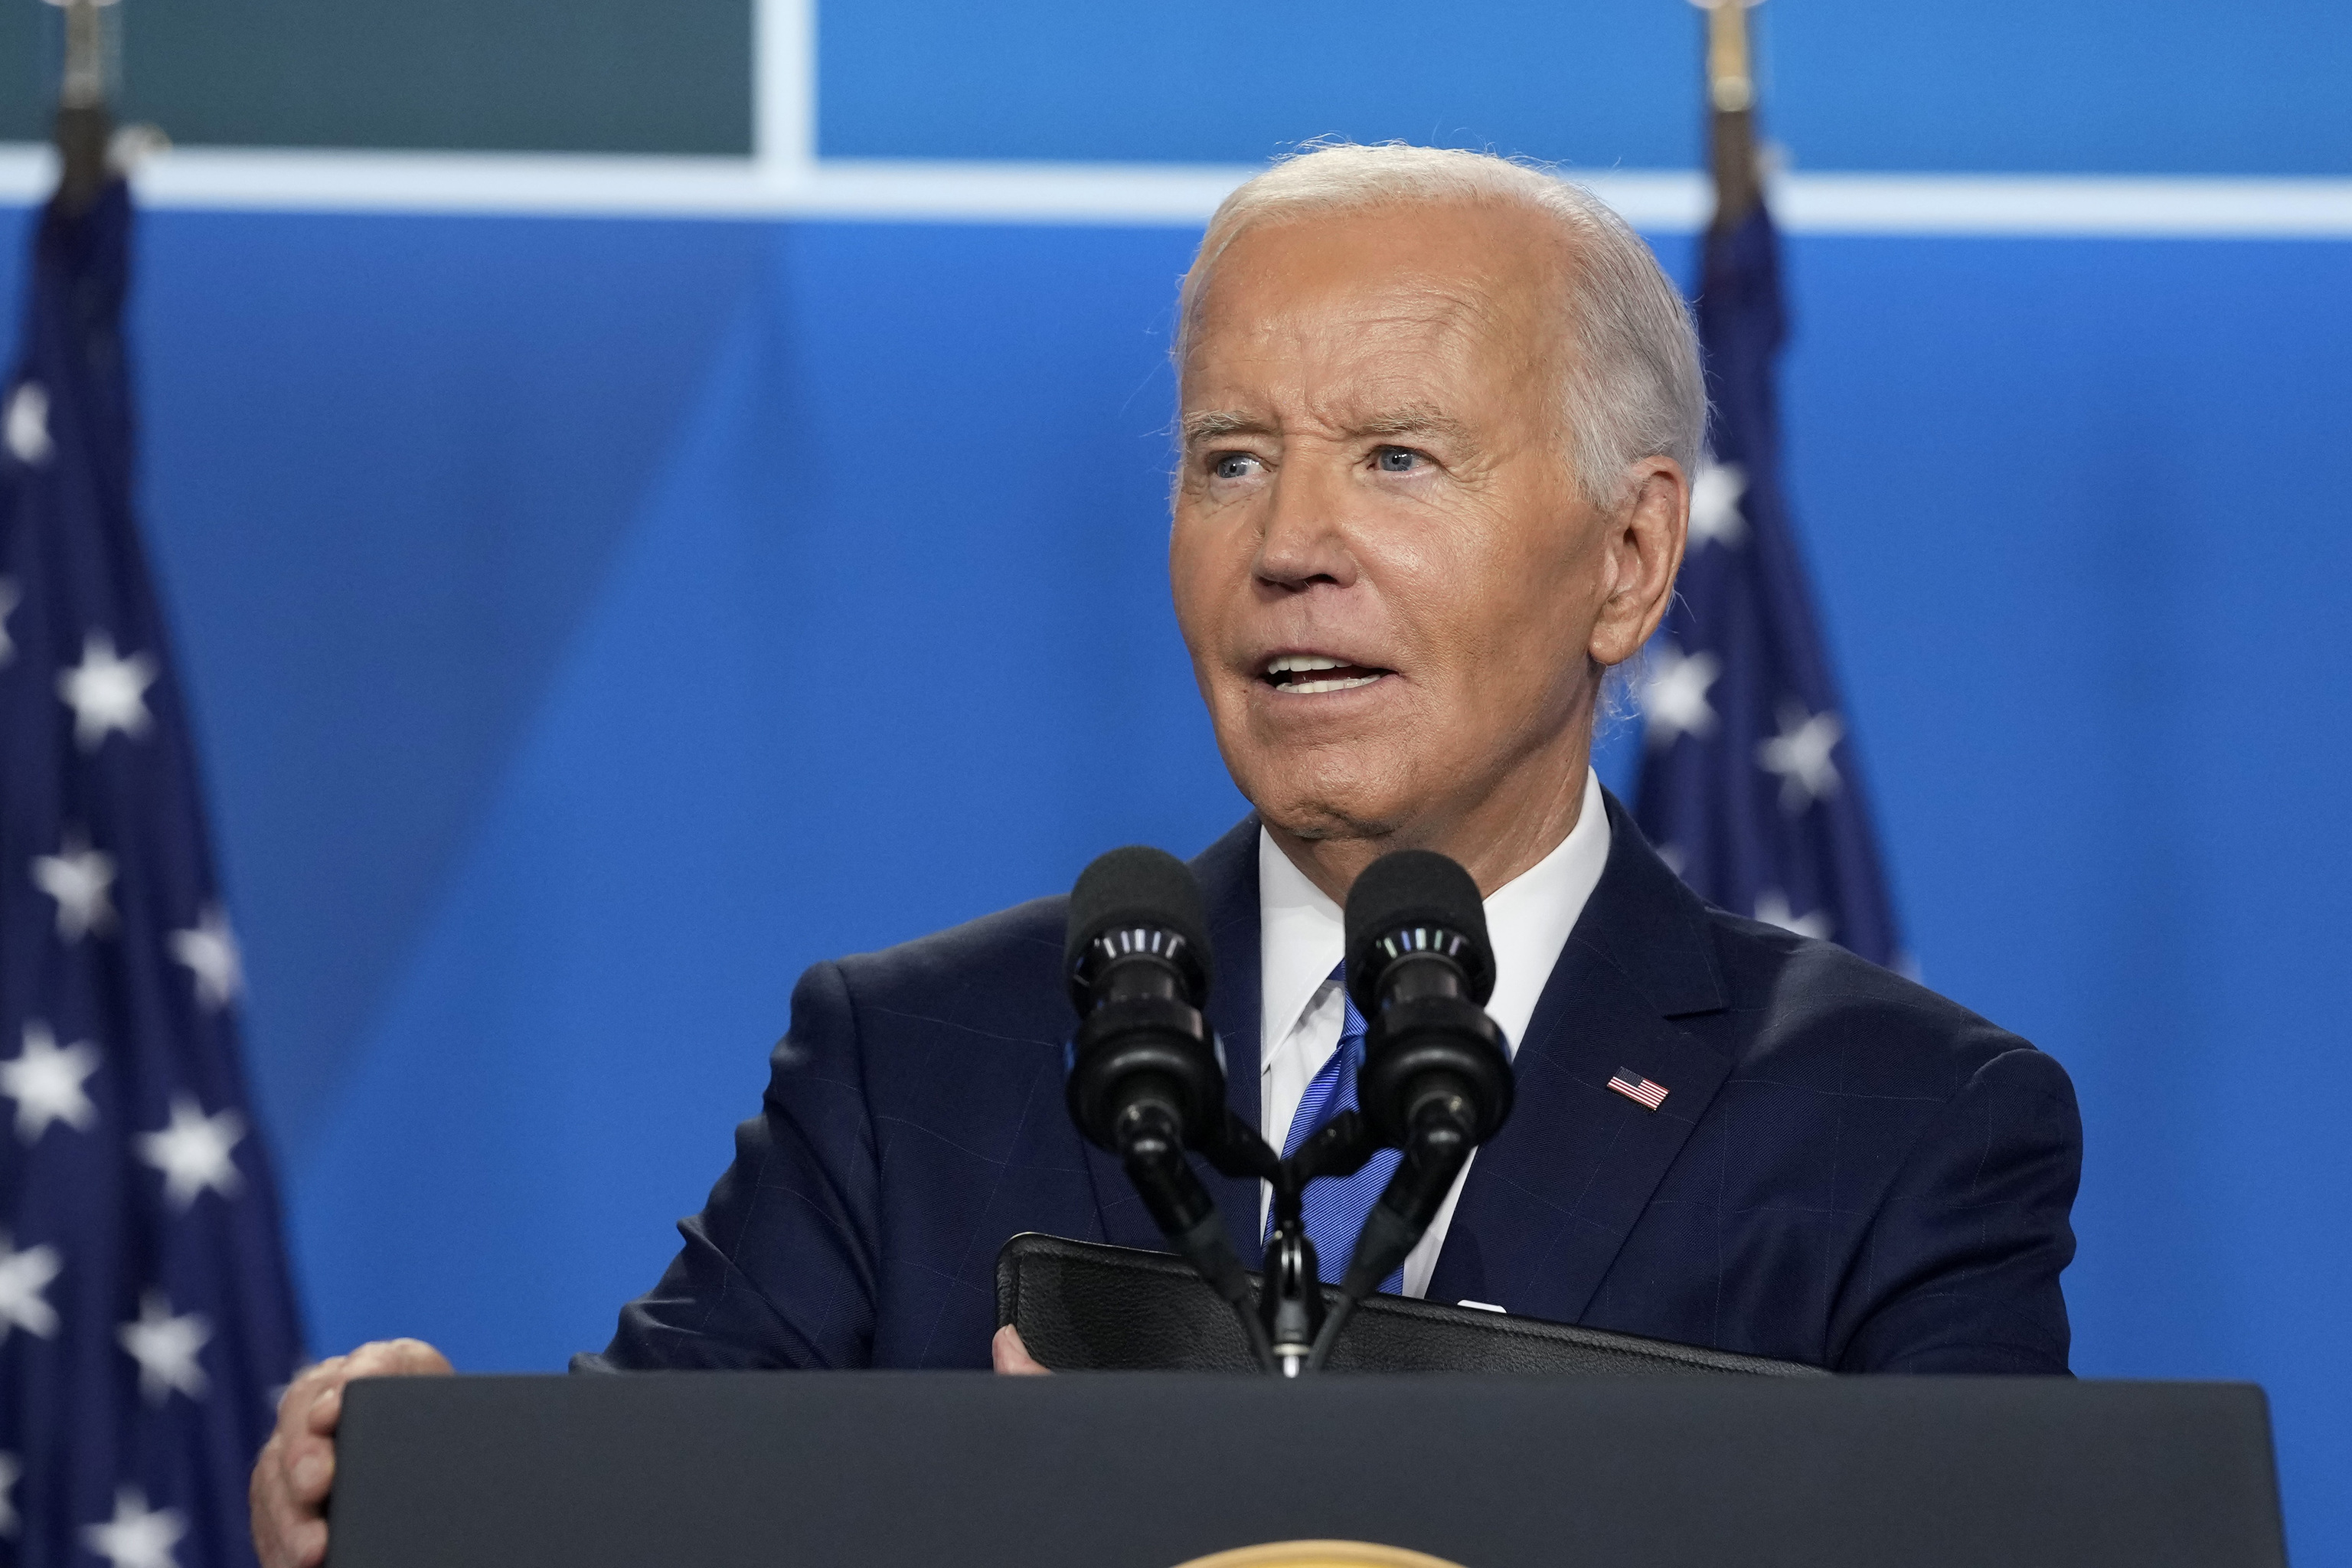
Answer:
[
  {"left": 1194, "top": 815, "right": 1267, "bottom": 1267},
  {"left": 1425, "top": 790, "right": 1732, "bottom": 1319},
  {"left": 1080, "top": 815, "right": 1266, "bottom": 1266}
]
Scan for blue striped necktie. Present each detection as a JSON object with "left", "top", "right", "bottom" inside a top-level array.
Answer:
[{"left": 1272, "top": 963, "right": 1406, "bottom": 1292}]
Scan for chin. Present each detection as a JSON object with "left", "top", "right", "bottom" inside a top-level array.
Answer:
[{"left": 1237, "top": 760, "right": 1412, "bottom": 844}]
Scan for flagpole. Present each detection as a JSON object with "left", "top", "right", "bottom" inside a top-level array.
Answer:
[
  {"left": 49, "top": 0, "right": 116, "bottom": 214},
  {"left": 1699, "top": 0, "right": 1764, "bottom": 234}
]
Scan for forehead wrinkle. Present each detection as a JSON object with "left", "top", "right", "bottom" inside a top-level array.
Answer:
[
  {"left": 1191, "top": 264, "right": 1494, "bottom": 361},
  {"left": 1181, "top": 253, "right": 1568, "bottom": 456},
  {"left": 1262, "top": 289, "right": 1494, "bottom": 358},
  {"left": 1183, "top": 309, "right": 1486, "bottom": 432},
  {"left": 1189, "top": 281, "right": 1537, "bottom": 402}
]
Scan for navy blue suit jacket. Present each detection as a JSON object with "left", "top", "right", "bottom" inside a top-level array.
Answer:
[{"left": 593, "top": 792, "right": 2080, "bottom": 1374}]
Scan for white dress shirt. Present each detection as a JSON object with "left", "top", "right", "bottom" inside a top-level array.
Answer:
[{"left": 1257, "top": 768, "right": 1613, "bottom": 1299}]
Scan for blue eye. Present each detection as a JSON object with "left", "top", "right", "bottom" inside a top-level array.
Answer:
[
  {"left": 1212, "top": 453, "right": 1258, "bottom": 480},
  {"left": 1375, "top": 446, "right": 1423, "bottom": 473}
]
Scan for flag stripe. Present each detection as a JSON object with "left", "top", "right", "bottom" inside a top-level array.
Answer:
[{"left": 1608, "top": 1070, "right": 1669, "bottom": 1111}]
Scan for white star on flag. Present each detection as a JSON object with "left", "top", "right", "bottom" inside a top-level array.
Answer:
[
  {"left": 1756, "top": 890, "right": 1834, "bottom": 941},
  {"left": 83, "top": 1488, "right": 188, "bottom": 1568},
  {"left": 1689, "top": 459, "right": 1748, "bottom": 547},
  {"left": 0, "top": 1021, "right": 101, "bottom": 1143},
  {"left": 4, "top": 381, "right": 51, "bottom": 467},
  {"left": 136, "top": 1096, "right": 246, "bottom": 1210},
  {"left": 0, "top": 577, "right": 18, "bottom": 668},
  {"left": 0, "top": 1450, "right": 18, "bottom": 1539},
  {"left": 169, "top": 905, "right": 243, "bottom": 1011},
  {"left": 0, "top": 1233, "right": 61, "bottom": 1341},
  {"left": 1756, "top": 703, "right": 1844, "bottom": 812},
  {"left": 31, "top": 833, "right": 116, "bottom": 942},
  {"left": 57, "top": 630, "right": 158, "bottom": 751},
  {"left": 119, "top": 1291, "right": 212, "bottom": 1405},
  {"left": 1638, "top": 643, "right": 1722, "bottom": 748}
]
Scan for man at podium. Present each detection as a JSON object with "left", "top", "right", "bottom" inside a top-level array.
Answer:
[{"left": 253, "top": 144, "right": 2080, "bottom": 1568}]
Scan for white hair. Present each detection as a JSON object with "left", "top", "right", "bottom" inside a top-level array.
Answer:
[{"left": 1177, "top": 142, "right": 1707, "bottom": 505}]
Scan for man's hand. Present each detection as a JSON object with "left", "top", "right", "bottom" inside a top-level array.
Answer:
[
  {"left": 991, "top": 1324, "right": 1050, "bottom": 1374},
  {"left": 250, "top": 1338, "right": 452, "bottom": 1568}
]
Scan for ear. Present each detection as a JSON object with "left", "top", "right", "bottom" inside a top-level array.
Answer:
[{"left": 1587, "top": 458, "right": 1688, "bottom": 669}]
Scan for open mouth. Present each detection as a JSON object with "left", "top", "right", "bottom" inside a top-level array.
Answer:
[{"left": 1259, "top": 653, "right": 1394, "bottom": 695}]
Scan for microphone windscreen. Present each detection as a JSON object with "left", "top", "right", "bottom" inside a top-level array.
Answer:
[
  {"left": 1065, "top": 845, "right": 1214, "bottom": 996},
  {"left": 1344, "top": 849, "right": 1496, "bottom": 1008}
]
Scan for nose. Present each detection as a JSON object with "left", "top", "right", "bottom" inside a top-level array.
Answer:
[{"left": 1253, "top": 456, "right": 1356, "bottom": 593}]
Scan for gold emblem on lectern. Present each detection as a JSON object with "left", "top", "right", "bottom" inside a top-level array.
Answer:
[{"left": 1174, "top": 1543, "right": 1466, "bottom": 1568}]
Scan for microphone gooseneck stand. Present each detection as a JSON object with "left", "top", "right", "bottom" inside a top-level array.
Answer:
[
  {"left": 1302, "top": 1099, "right": 1475, "bottom": 1370},
  {"left": 1063, "top": 844, "right": 1514, "bottom": 1377},
  {"left": 1110, "top": 1101, "right": 1278, "bottom": 1369}
]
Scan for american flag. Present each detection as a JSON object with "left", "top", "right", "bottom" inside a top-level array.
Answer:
[
  {"left": 1607, "top": 1068, "right": 1669, "bottom": 1112},
  {"left": 1, "top": 180, "right": 302, "bottom": 1567},
  {"left": 1633, "top": 194, "right": 1905, "bottom": 972}
]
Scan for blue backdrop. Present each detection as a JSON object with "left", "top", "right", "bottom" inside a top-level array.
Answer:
[
  {"left": 3, "top": 0, "right": 2349, "bottom": 1556},
  {"left": 818, "top": 0, "right": 2352, "bottom": 173}
]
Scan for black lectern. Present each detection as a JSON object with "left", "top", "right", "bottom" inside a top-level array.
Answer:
[{"left": 326, "top": 1373, "right": 2285, "bottom": 1568}]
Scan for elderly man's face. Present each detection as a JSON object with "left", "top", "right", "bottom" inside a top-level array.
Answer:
[{"left": 1170, "top": 201, "right": 1672, "bottom": 870}]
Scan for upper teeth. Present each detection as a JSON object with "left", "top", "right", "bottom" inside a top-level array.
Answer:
[{"left": 1265, "top": 653, "right": 1382, "bottom": 695}]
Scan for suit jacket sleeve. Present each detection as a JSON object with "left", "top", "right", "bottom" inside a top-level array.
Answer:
[
  {"left": 1833, "top": 1044, "right": 2082, "bottom": 1374},
  {"left": 580, "top": 960, "right": 881, "bottom": 1370}
]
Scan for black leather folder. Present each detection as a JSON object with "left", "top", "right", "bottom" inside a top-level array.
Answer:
[{"left": 995, "top": 1231, "right": 1824, "bottom": 1375}]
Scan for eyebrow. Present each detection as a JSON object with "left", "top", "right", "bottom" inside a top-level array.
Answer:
[
  {"left": 1181, "top": 410, "right": 1272, "bottom": 444},
  {"left": 1352, "top": 404, "right": 1476, "bottom": 448},
  {"left": 1180, "top": 403, "right": 1477, "bottom": 448}
]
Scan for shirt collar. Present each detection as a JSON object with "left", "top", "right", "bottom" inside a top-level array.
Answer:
[
  {"left": 1256, "top": 767, "right": 1615, "bottom": 1060},
  {"left": 1256, "top": 826, "right": 1348, "bottom": 1061},
  {"left": 1479, "top": 767, "right": 1612, "bottom": 1053}
]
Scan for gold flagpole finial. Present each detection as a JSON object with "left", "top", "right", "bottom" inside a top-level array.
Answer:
[
  {"left": 1704, "top": 0, "right": 1755, "bottom": 113},
  {"left": 1687, "top": 0, "right": 1766, "bottom": 234}
]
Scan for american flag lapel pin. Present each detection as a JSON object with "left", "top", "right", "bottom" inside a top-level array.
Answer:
[{"left": 1608, "top": 1067, "right": 1668, "bottom": 1112}]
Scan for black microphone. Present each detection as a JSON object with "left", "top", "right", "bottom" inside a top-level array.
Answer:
[
  {"left": 1312, "top": 848, "right": 1515, "bottom": 1343},
  {"left": 1063, "top": 847, "right": 1269, "bottom": 1365},
  {"left": 1063, "top": 846, "right": 1223, "bottom": 1156},
  {"left": 1344, "top": 848, "right": 1513, "bottom": 1152}
]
